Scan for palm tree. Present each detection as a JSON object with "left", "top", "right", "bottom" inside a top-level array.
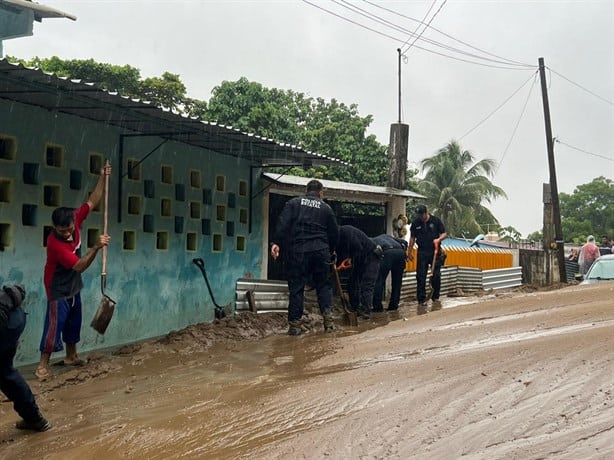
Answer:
[{"left": 417, "top": 140, "right": 507, "bottom": 237}]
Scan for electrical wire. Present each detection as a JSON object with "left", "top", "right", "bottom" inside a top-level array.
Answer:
[
  {"left": 402, "top": 0, "right": 447, "bottom": 55},
  {"left": 495, "top": 72, "right": 538, "bottom": 174},
  {"left": 547, "top": 66, "right": 614, "bottom": 106},
  {"left": 360, "top": 0, "right": 533, "bottom": 68},
  {"left": 555, "top": 139, "right": 613, "bottom": 162},
  {"left": 332, "top": 0, "right": 531, "bottom": 68},
  {"left": 459, "top": 70, "right": 538, "bottom": 141},
  {"left": 399, "top": 0, "right": 437, "bottom": 55},
  {"left": 302, "top": 0, "right": 535, "bottom": 70}
]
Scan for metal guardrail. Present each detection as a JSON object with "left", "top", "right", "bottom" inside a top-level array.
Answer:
[
  {"left": 237, "top": 265, "right": 524, "bottom": 312},
  {"left": 482, "top": 266, "right": 523, "bottom": 290}
]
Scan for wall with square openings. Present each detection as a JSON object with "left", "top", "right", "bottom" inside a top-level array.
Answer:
[{"left": 0, "top": 90, "right": 264, "bottom": 367}]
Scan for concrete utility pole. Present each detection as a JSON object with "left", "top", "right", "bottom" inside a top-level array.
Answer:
[
  {"left": 389, "top": 49, "right": 409, "bottom": 190},
  {"left": 538, "top": 57, "right": 566, "bottom": 283}
]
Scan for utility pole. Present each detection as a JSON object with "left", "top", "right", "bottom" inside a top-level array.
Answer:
[
  {"left": 397, "top": 48, "right": 402, "bottom": 123},
  {"left": 538, "top": 57, "right": 566, "bottom": 283}
]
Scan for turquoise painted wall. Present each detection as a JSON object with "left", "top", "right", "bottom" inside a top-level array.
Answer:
[{"left": 0, "top": 99, "right": 264, "bottom": 365}]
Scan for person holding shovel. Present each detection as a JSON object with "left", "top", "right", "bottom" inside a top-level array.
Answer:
[
  {"left": 270, "top": 179, "right": 339, "bottom": 335},
  {"left": 35, "top": 164, "right": 112, "bottom": 380},
  {"left": 408, "top": 204, "right": 447, "bottom": 315}
]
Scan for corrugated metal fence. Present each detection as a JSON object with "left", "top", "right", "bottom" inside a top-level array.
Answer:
[
  {"left": 405, "top": 247, "right": 514, "bottom": 272},
  {"left": 236, "top": 265, "right": 523, "bottom": 312}
]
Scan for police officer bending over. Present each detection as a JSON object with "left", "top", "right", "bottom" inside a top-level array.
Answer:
[
  {"left": 372, "top": 234, "right": 408, "bottom": 312},
  {"left": 271, "top": 180, "right": 339, "bottom": 335}
]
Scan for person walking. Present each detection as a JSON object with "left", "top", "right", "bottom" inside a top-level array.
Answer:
[
  {"left": 270, "top": 180, "right": 339, "bottom": 335},
  {"left": 337, "top": 225, "right": 383, "bottom": 320},
  {"left": 0, "top": 284, "right": 51, "bottom": 431},
  {"left": 407, "top": 204, "right": 447, "bottom": 315},
  {"left": 372, "top": 234, "right": 408, "bottom": 312},
  {"left": 35, "top": 163, "right": 112, "bottom": 380},
  {"left": 578, "top": 235, "right": 600, "bottom": 275}
]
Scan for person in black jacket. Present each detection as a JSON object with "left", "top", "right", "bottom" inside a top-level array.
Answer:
[
  {"left": 408, "top": 204, "right": 447, "bottom": 314},
  {"left": 372, "top": 234, "right": 408, "bottom": 312},
  {"left": 337, "top": 225, "right": 383, "bottom": 320},
  {"left": 270, "top": 180, "right": 339, "bottom": 335},
  {"left": 0, "top": 284, "right": 51, "bottom": 432}
]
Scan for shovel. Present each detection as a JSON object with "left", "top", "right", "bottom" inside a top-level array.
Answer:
[
  {"left": 332, "top": 258, "right": 358, "bottom": 327},
  {"left": 90, "top": 161, "right": 116, "bottom": 334},
  {"left": 428, "top": 240, "right": 440, "bottom": 301},
  {"left": 192, "top": 258, "right": 228, "bottom": 319}
]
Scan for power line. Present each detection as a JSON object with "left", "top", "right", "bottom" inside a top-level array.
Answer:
[
  {"left": 547, "top": 66, "right": 614, "bottom": 106},
  {"left": 555, "top": 139, "right": 613, "bottom": 162},
  {"left": 360, "top": 0, "right": 533, "bottom": 68},
  {"left": 459, "top": 70, "right": 538, "bottom": 141},
  {"left": 301, "top": 0, "right": 535, "bottom": 70},
  {"left": 400, "top": 0, "right": 437, "bottom": 55},
  {"left": 332, "top": 0, "right": 531, "bottom": 68},
  {"left": 496, "top": 72, "right": 538, "bottom": 174},
  {"left": 402, "top": 0, "right": 448, "bottom": 55}
]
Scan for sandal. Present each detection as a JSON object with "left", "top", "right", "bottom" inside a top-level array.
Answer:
[
  {"left": 34, "top": 366, "right": 50, "bottom": 380},
  {"left": 57, "top": 357, "right": 86, "bottom": 366}
]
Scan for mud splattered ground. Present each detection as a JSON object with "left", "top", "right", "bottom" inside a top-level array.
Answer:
[{"left": 1, "top": 282, "right": 613, "bottom": 459}]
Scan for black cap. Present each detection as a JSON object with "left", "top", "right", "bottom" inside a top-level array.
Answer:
[{"left": 414, "top": 204, "right": 427, "bottom": 219}]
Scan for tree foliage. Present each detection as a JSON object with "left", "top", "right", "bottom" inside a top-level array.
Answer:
[
  {"left": 417, "top": 140, "right": 507, "bottom": 237},
  {"left": 559, "top": 176, "right": 613, "bottom": 243}
]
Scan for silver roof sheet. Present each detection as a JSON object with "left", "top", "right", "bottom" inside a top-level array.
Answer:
[
  {"left": 0, "top": 59, "right": 347, "bottom": 167},
  {"left": 263, "top": 172, "right": 426, "bottom": 200},
  {"left": 0, "top": 0, "right": 76, "bottom": 21}
]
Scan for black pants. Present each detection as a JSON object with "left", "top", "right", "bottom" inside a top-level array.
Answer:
[
  {"left": 416, "top": 251, "right": 443, "bottom": 303},
  {"left": 348, "top": 254, "right": 380, "bottom": 314},
  {"left": 286, "top": 248, "right": 333, "bottom": 322},
  {"left": 0, "top": 308, "right": 41, "bottom": 423},
  {"left": 373, "top": 248, "right": 406, "bottom": 310}
]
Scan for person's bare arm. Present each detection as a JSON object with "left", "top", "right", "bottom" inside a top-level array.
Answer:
[
  {"left": 86, "top": 164, "right": 112, "bottom": 210},
  {"left": 407, "top": 236, "right": 416, "bottom": 261},
  {"left": 72, "top": 235, "right": 110, "bottom": 273}
]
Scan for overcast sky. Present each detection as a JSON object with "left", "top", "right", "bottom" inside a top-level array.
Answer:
[{"left": 4, "top": 0, "right": 613, "bottom": 236}]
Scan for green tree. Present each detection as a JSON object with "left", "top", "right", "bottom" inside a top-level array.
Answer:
[
  {"left": 417, "top": 140, "right": 507, "bottom": 237},
  {"left": 499, "top": 225, "right": 522, "bottom": 244},
  {"left": 203, "top": 78, "right": 389, "bottom": 186},
  {"left": 7, "top": 56, "right": 190, "bottom": 112},
  {"left": 559, "top": 176, "right": 613, "bottom": 242}
]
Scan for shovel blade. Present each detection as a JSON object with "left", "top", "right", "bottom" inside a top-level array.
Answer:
[
  {"left": 90, "top": 296, "right": 116, "bottom": 335},
  {"left": 345, "top": 309, "right": 358, "bottom": 327}
]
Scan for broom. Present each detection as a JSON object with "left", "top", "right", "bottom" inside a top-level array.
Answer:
[{"left": 90, "top": 160, "right": 116, "bottom": 334}]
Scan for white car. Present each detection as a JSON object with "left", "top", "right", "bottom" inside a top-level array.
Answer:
[{"left": 579, "top": 254, "right": 614, "bottom": 285}]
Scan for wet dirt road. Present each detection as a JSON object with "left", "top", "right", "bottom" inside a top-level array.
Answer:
[{"left": 1, "top": 282, "right": 613, "bottom": 459}]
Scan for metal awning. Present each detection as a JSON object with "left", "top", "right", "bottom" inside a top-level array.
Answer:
[
  {"left": 0, "top": 0, "right": 76, "bottom": 21},
  {"left": 0, "top": 59, "right": 346, "bottom": 167},
  {"left": 263, "top": 172, "right": 425, "bottom": 203}
]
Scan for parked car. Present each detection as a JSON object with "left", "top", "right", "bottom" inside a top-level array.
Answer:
[{"left": 579, "top": 254, "right": 614, "bottom": 285}]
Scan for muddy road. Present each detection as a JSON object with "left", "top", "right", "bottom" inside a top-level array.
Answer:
[{"left": 1, "top": 282, "right": 613, "bottom": 459}]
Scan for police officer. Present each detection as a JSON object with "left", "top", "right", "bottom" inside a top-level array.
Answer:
[
  {"left": 0, "top": 284, "right": 51, "bottom": 431},
  {"left": 372, "top": 234, "right": 408, "bottom": 312},
  {"left": 337, "top": 225, "right": 382, "bottom": 320},
  {"left": 271, "top": 180, "right": 339, "bottom": 335},
  {"left": 408, "top": 204, "right": 447, "bottom": 314}
]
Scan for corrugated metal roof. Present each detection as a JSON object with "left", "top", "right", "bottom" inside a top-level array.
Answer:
[
  {"left": 262, "top": 172, "right": 426, "bottom": 200},
  {"left": 0, "top": 0, "right": 76, "bottom": 21},
  {"left": 0, "top": 59, "right": 346, "bottom": 167}
]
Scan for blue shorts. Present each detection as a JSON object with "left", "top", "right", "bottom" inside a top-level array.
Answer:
[{"left": 39, "top": 293, "right": 82, "bottom": 354}]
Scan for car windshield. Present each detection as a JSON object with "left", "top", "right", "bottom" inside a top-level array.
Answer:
[{"left": 586, "top": 259, "right": 614, "bottom": 280}]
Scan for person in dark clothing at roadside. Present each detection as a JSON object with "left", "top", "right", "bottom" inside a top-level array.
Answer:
[
  {"left": 271, "top": 180, "right": 339, "bottom": 335},
  {"left": 408, "top": 204, "right": 447, "bottom": 315},
  {"left": 372, "top": 234, "right": 408, "bottom": 312},
  {"left": 337, "top": 225, "right": 383, "bottom": 320},
  {"left": 0, "top": 284, "right": 51, "bottom": 432}
]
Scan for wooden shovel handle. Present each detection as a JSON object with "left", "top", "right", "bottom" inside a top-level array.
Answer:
[{"left": 101, "top": 160, "right": 110, "bottom": 275}]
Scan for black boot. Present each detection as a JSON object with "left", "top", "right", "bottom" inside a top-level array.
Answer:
[{"left": 16, "top": 413, "right": 51, "bottom": 432}]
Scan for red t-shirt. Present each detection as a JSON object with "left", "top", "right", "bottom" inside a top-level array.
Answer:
[{"left": 44, "top": 203, "right": 90, "bottom": 300}]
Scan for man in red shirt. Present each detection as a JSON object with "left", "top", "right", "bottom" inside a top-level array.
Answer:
[{"left": 35, "top": 164, "right": 111, "bottom": 380}]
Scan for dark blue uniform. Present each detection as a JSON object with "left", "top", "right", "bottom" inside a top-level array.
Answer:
[
  {"left": 372, "top": 234, "right": 407, "bottom": 311},
  {"left": 337, "top": 225, "right": 381, "bottom": 317},
  {"left": 0, "top": 287, "right": 45, "bottom": 426},
  {"left": 272, "top": 192, "right": 338, "bottom": 323},
  {"left": 410, "top": 215, "right": 446, "bottom": 304}
]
